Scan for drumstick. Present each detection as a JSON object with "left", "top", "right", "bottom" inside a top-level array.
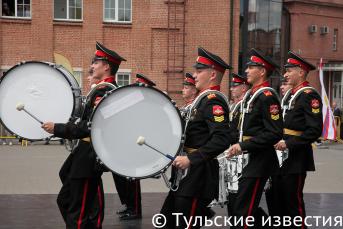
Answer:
[
  {"left": 16, "top": 103, "right": 43, "bottom": 124},
  {"left": 136, "top": 136, "right": 175, "bottom": 161}
]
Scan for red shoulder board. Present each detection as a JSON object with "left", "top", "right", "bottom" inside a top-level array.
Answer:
[
  {"left": 263, "top": 90, "right": 272, "bottom": 96},
  {"left": 207, "top": 93, "right": 216, "bottom": 99},
  {"left": 304, "top": 89, "right": 312, "bottom": 94},
  {"left": 213, "top": 105, "right": 224, "bottom": 116}
]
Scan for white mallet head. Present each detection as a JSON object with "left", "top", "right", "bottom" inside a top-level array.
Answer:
[
  {"left": 16, "top": 103, "right": 25, "bottom": 111},
  {"left": 91, "top": 84, "right": 97, "bottom": 89},
  {"left": 136, "top": 136, "right": 145, "bottom": 145}
]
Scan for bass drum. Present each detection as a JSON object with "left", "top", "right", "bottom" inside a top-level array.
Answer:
[
  {"left": 0, "top": 61, "right": 81, "bottom": 140},
  {"left": 90, "top": 84, "right": 183, "bottom": 179}
]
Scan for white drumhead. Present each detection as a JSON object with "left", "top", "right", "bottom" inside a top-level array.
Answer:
[
  {"left": 0, "top": 62, "right": 77, "bottom": 140},
  {"left": 91, "top": 85, "right": 183, "bottom": 178}
]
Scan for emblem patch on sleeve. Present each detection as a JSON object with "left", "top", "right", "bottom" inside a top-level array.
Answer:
[
  {"left": 214, "top": 116, "right": 224, "bottom": 122},
  {"left": 213, "top": 105, "right": 225, "bottom": 122},
  {"left": 213, "top": 105, "right": 224, "bottom": 116},
  {"left": 311, "top": 99, "right": 320, "bottom": 113},
  {"left": 270, "top": 104, "right": 280, "bottom": 120}
]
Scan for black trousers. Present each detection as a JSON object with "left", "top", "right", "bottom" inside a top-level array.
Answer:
[
  {"left": 57, "top": 176, "right": 104, "bottom": 229},
  {"left": 112, "top": 173, "right": 127, "bottom": 205},
  {"left": 227, "top": 192, "right": 238, "bottom": 216},
  {"left": 112, "top": 173, "right": 142, "bottom": 214},
  {"left": 231, "top": 177, "right": 268, "bottom": 229},
  {"left": 266, "top": 173, "right": 307, "bottom": 229},
  {"left": 160, "top": 193, "right": 212, "bottom": 229}
]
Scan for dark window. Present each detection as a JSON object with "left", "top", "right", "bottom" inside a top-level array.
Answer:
[
  {"left": 104, "top": 0, "right": 131, "bottom": 23},
  {"left": 54, "top": 0, "right": 82, "bottom": 20},
  {"left": 116, "top": 72, "right": 131, "bottom": 86},
  {"left": 2, "top": 0, "right": 31, "bottom": 18}
]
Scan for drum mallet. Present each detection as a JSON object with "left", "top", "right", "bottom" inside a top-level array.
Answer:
[
  {"left": 16, "top": 103, "right": 43, "bottom": 124},
  {"left": 136, "top": 136, "right": 175, "bottom": 161}
]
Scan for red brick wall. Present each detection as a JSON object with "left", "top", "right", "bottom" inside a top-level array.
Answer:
[
  {"left": 285, "top": 1, "right": 343, "bottom": 91},
  {"left": 0, "top": 0, "right": 239, "bottom": 105}
]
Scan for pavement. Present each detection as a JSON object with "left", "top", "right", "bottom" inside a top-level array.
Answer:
[
  {"left": 0, "top": 141, "right": 342, "bottom": 228},
  {"left": 1, "top": 140, "right": 342, "bottom": 194}
]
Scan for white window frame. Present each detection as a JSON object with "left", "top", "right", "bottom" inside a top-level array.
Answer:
[
  {"left": 1, "top": 0, "right": 31, "bottom": 19},
  {"left": 54, "top": 0, "right": 83, "bottom": 21},
  {"left": 116, "top": 69, "right": 131, "bottom": 86},
  {"left": 103, "top": 0, "right": 132, "bottom": 23}
]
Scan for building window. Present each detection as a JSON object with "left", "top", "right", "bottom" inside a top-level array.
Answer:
[
  {"left": 116, "top": 72, "right": 131, "bottom": 86},
  {"left": 2, "top": 0, "right": 31, "bottom": 18},
  {"left": 104, "top": 0, "right": 132, "bottom": 23},
  {"left": 73, "top": 68, "right": 83, "bottom": 88},
  {"left": 54, "top": 0, "right": 82, "bottom": 20},
  {"left": 333, "top": 29, "right": 338, "bottom": 51}
]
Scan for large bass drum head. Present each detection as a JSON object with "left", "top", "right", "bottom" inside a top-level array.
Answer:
[
  {"left": 91, "top": 85, "right": 183, "bottom": 179},
  {"left": 0, "top": 62, "right": 77, "bottom": 140}
]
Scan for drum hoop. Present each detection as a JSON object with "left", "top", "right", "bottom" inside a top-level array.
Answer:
[
  {"left": 0, "top": 61, "right": 81, "bottom": 141},
  {"left": 90, "top": 84, "right": 184, "bottom": 178}
]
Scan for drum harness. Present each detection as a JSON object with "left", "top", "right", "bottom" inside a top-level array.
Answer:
[{"left": 162, "top": 89, "right": 229, "bottom": 192}]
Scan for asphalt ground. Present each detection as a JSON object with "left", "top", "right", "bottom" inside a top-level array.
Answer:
[{"left": 0, "top": 141, "right": 343, "bottom": 228}]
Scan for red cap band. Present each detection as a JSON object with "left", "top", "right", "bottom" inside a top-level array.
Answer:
[
  {"left": 287, "top": 58, "right": 311, "bottom": 72},
  {"left": 184, "top": 77, "right": 195, "bottom": 85},
  {"left": 95, "top": 50, "right": 121, "bottom": 65},
  {"left": 196, "top": 56, "right": 225, "bottom": 73},
  {"left": 136, "top": 78, "right": 149, "bottom": 84},
  {"left": 251, "top": 56, "right": 273, "bottom": 71},
  {"left": 232, "top": 77, "right": 246, "bottom": 84}
]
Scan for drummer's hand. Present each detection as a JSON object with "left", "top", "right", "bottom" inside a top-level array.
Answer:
[
  {"left": 172, "top": 156, "right": 190, "bottom": 170},
  {"left": 41, "top": 122, "right": 55, "bottom": 134},
  {"left": 274, "top": 140, "right": 287, "bottom": 151},
  {"left": 226, "top": 144, "right": 242, "bottom": 158}
]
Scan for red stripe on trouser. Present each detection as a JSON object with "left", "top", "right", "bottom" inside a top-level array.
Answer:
[
  {"left": 297, "top": 175, "right": 305, "bottom": 229},
  {"left": 244, "top": 178, "right": 260, "bottom": 229},
  {"left": 187, "top": 198, "right": 198, "bottom": 229},
  {"left": 77, "top": 180, "right": 89, "bottom": 229},
  {"left": 135, "top": 180, "right": 138, "bottom": 214},
  {"left": 96, "top": 185, "right": 103, "bottom": 228}
]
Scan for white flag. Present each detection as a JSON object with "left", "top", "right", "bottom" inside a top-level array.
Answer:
[{"left": 319, "top": 58, "right": 336, "bottom": 140}]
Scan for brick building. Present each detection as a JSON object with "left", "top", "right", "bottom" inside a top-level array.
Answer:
[
  {"left": 1, "top": 0, "right": 342, "bottom": 105},
  {"left": 284, "top": 0, "right": 343, "bottom": 106},
  {"left": 0, "top": 0, "right": 240, "bottom": 105}
]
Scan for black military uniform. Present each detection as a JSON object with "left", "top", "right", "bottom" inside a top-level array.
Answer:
[
  {"left": 180, "top": 72, "right": 197, "bottom": 116},
  {"left": 112, "top": 73, "right": 156, "bottom": 220},
  {"left": 226, "top": 73, "right": 248, "bottom": 216},
  {"left": 267, "top": 52, "right": 323, "bottom": 228},
  {"left": 160, "top": 47, "right": 232, "bottom": 228},
  {"left": 228, "top": 73, "right": 248, "bottom": 143},
  {"left": 53, "top": 42, "right": 125, "bottom": 229},
  {"left": 230, "top": 49, "right": 283, "bottom": 228}
]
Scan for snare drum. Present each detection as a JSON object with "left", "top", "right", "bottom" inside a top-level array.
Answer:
[
  {"left": 90, "top": 84, "right": 183, "bottom": 179},
  {"left": 0, "top": 61, "right": 81, "bottom": 140}
]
